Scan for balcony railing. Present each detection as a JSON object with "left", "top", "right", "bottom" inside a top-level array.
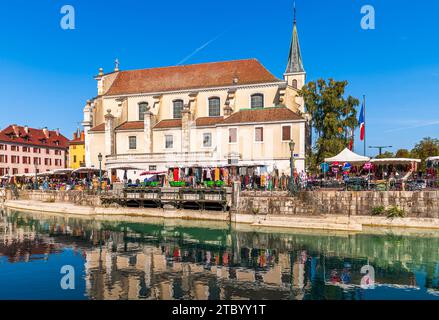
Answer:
[{"left": 105, "top": 151, "right": 217, "bottom": 165}]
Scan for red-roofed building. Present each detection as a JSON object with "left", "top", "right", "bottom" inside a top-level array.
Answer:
[
  {"left": 0, "top": 125, "right": 69, "bottom": 176},
  {"left": 83, "top": 14, "right": 310, "bottom": 181}
]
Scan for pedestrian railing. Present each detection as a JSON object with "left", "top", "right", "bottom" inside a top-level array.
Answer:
[{"left": 100, "top": 187, "right": 230, "bottom": 212}]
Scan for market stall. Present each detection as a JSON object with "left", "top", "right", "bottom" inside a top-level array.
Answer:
[
  {"left": 140, "top": 171, "right": 167, "bottom": 187},
  {"left": 426, "top": 156, "right": 439, "bottom": 188},
  {"left": 162, "top": 163, "right": 282, "bottom": 190},
  {"left": 370, "top": 158, "right": 421, "bottom": 190},
  {"left": 321, "top": 149, "right": 371, "bottom": 189},
  {"left": 109, "top": 165, "right": 146, "bottom": 184},
  {"left": 72, "top": 166, "right": 108, "bottom": 191}
]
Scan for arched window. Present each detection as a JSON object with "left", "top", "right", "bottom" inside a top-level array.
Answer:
[
  {"left": 138, "top": 102, "right": 148, "bottom": 121},
  {"left": 250, "top": 94, "right": 264, "bottom": 109},
  {"left": 292, "top": 79, "right": 298, "bottom": 89},
  {"left": 173, "top": 100, "right": 183, "bottom": 119},
  {"left": 208, "top": 97, "right": 221, "bottom": 117}
]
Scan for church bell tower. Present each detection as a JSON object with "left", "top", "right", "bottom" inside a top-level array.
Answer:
[{"left": 284, "top": 4, "right": 306, "bottom": 111}]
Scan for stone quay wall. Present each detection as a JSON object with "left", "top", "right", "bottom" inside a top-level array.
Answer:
[
  {"left": 4, "top": 189, "right": 439, "bottom": 219},
  {"left": 7, "top": 190, "right": 102, "bottom": 207},
  {"left": 238, "top": 190, "right": 439, "bottom": 218}
]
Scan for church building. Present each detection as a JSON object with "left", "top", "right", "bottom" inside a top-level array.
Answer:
[{"left": 82, "top": 15, "right": 309, "bottom": 181}]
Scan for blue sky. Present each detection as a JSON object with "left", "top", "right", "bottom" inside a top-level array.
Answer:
[{"left": 0, "top": 0, "right": 438, "bottom": 156}]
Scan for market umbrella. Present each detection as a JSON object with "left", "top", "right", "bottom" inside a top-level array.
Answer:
[
  {"left": 110, "top": 165, "right": 146, "bottom": 171},
  {"left": 140, "top": 171, "right": 167, "bottom": 176},
  {"left": 72, "top": 166, "right": 105, "bottom": 174},
  {"left": 53, "top": 169, "right": 74, "bottom": 175},
  {"left": 37, "top": 171, "right": 55, "bottom": 177}
]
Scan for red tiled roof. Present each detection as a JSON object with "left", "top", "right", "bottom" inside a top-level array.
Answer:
[
  {"left": 89, "top": 123, "right": 105, "bottom": 132},
  {"left": 116, "top": 121, "right": 144, "bottom": 131},
  {"left": 0, "top": 125, "right": 69, "bottom": 149},
  {"left": 221, "top": 107, "right": 304, "bottom": 125},
  {"left": 153, "top": 119, "right": 182, "bottom": 129},
  {"left": 106, "top": 59, "right": 280, "bottom": 96},
  {"left": 195, "top": 117, "right": 224, "bottom": 127}
]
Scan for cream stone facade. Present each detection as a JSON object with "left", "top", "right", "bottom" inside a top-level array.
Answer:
[{"left": 83, "top": 19, "right": 309, "bottom": 181}]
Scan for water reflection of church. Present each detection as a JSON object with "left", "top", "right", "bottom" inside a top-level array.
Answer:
[
  {"left": 2, "top": 210, "right": 439, "bottom": 300},
  {"left": 84, "top": 229, "right": 299, "bottom": 300}
]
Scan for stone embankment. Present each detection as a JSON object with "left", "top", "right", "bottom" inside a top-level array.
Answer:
[
  {"left": 238, "top": 190, "right": 439, "bottom": 218},
  {"left": 2, "top": 189, "right": 439, "bottom": 232}
]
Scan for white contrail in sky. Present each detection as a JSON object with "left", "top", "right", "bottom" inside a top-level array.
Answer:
[
  {"left": 384, "top": 120, "right": 439, "bottom": 133},
  {"left": 177, "top": 32, "right": 227, "bottom": 66}
]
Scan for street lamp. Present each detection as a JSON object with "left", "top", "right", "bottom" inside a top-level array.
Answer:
[
  {"left": 98, "top": 153, "right": 103, "bottom": 192},
  {"left": 34, "top": 164, "right": 38, "bottom": 190},
  {"left": 289, "top": 140, "right": 296, "bottom": 195},
  {"left": 369, "top": 146, "right": 393, "bottom": 156},
  {"left": 6, "top": 166, "right": 10, "bottom": 187}
]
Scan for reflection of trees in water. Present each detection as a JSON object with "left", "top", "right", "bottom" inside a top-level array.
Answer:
[{"left": 3, "top": 210, "right": 439, "bottom": 300}]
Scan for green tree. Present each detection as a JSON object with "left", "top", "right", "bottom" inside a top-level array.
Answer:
[
  {"left": 299, "top": 79, "right": 359, "bottom": 171},
  {"left": 395, "top": 149, "right": 411, "bottom": 158},
  {"left": 410, "top": 137, "right": 439, "bottom": 169},
  {"left": 375, "top": 151, "right": 395, "bottom": 159}
]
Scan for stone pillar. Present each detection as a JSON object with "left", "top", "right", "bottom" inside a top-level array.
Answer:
[
  {"left": 232, "top": 180, "right": 241, "bottom": 212},
  {"left": 144, "top": 111, "right": 153, "bottom": 153},
  {"left": 82, "top": 100, "right": 93, "bottom": 167},
  {"left": 181, "top": 107, "right": 191, "bottom": 153},
  {"left": 104, "top": 109, "right": 116, "bottom": 156}
]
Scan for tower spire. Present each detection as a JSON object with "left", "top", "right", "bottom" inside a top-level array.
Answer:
[{"left": 285, "top": 3, "right": 304, "bottom": 74}]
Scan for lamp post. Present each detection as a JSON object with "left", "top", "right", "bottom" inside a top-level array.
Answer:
[
  {"left": 98, "top": 153, "right": 103, "bottom": 193},
  {"left": 369, "top": 145, "right": 393, "bottom": 157},
  {"left": 6, "top": 166, "right": 10, "bottom": 187},
  {"left": 289, "top": 140, "right": 296, "bottom": 195},
  {"left": 34, "top": 164, "right": 38, "bottom": 190}
]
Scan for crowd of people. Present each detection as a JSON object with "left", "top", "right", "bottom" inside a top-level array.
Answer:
[
  {"left": 1, "top": 174, "right": 110, "bottom": 192},
  {"left": 1, "top": 161, "right": 437, "bottom": 193}
]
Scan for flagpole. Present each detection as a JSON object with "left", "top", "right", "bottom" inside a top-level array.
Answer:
[{"left": 363, "top": 95, "right": 366, "bottom": 156}]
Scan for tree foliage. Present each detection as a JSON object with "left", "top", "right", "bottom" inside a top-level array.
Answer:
[
  {"left": 395, "top": 149, "right": 411, "bottom": 158},
  {"left": 299, "top": 79, "right": 359, "bottom": 171},
  {"left": 411, "top": 137, "right": 439, "bottom": 170},
  {"left": 375, "top": 151, "right": 395, "bottom": 159},
  {"left": 410, "top": 137, "right": 439, "bottom": 160}
]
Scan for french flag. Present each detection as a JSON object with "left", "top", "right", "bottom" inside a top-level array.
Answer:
[{"left": 359, "top": 103, "right": 365, "bottom": 141}]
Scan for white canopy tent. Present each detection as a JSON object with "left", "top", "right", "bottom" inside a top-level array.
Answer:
[
  {"left": 324, "top": 148, "right": 371, "bottom": 164},
  {"left": 371, "top": 158, "right": 421, "bottom": 165},
  {"left": 427, "top": 156, "right": 439, "bottom": 163}
]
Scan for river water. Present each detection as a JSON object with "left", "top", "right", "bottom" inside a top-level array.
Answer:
[{"left": 1, "top": 209, "right": 439, "bottom": 300}]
